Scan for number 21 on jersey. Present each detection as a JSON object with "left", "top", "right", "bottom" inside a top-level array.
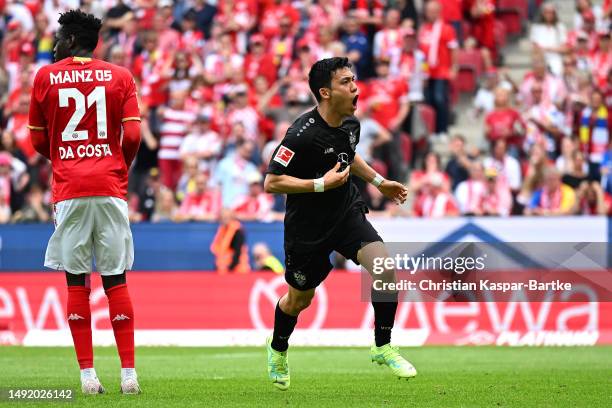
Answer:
[{"left": 59, "top": 86, "right": 107, "bottom": 142}]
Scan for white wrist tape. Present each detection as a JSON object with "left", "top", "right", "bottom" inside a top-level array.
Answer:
[
  {"left": 371, "top": 173, "right": 385, "bottom": 188},
  {"left": 314, "top": 177, "right": 325, "bottom": 192}
]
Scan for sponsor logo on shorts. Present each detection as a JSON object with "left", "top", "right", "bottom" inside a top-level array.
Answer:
[
  {"left": 293, "top": 271, "right": 306, "bottom": 286},
  {"left": 273, "top": 146, "right": 295, "bottom": 167},
  {"left": 67, "top": 313, "right": 84, "bottom": 321},
  {"left": 293, "top": 271, "right": 307, "bottom": 287},
  {"left": 112, "top": 314, "right": 131, "bottom": 322}
]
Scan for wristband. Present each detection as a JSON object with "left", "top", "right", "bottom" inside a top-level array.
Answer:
[
  {"left": 314, "top": 177, "right": 325, "bottom": 192},
  {"left": 371, "top": 173, "right": 385, "bottom": 188}
]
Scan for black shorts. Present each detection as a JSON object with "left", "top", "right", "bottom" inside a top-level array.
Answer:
[{"left": 284, "top": 208, "right": 382, "bottom": 290}]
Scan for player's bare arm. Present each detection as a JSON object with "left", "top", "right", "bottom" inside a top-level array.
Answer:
[
  {"left": 350, "top": 153, "right": 408, "bottom": 204},
  {"left": 264, "top": 162, "right": 350, "bottom": 194}
]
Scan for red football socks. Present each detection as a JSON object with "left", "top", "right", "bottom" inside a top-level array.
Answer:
[
  {"left": 105, "top": 284, "right": 135, "bottom": 368},
  {"left": 66, "top": 286, "right": 93, "bottom": 369}
]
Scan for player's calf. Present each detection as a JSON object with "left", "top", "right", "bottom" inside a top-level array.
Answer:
[{"left": 104, "top": 277, "right": 140, "bottom": 394}]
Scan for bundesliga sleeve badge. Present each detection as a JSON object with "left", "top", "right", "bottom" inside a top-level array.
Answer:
[{"left": 273, "top": 146, "right": 295, "bottom": 167}]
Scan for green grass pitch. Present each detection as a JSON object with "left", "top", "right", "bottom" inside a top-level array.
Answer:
[{"left": 1, "top": 346, "right": 611, "bottom": 407}]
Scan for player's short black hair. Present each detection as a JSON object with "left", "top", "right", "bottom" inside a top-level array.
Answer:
[
  {"left": 57, "top": 10, "right": 102, "bottom": 52},
  {"left": 308, "top": 57, "right": 352, "bottom": 103}
]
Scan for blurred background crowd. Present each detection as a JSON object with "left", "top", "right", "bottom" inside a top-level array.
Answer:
[{"left": 1, "top": 0, "right": 612, "bottom": 224}]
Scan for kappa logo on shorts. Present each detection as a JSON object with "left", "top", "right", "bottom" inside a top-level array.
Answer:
[
  {"left": 293, "top": 271, "right": 307, "bottom": 287},
  {"left": 273, "top": 146, "right": 295, "bottom": 167},
  {"left": 112, "top": 314, "right": 131, "bottom": 322},
  {"left": 68, "top": 313, "right": 85, "bottom": 321}
]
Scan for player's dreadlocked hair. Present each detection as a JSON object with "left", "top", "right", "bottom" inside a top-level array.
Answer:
[
  {"left": 308, "top": 57, "right": 352, "bottom": 103},
  {"left": 57, "top": 10, "right": 102, "bottom": 52}
]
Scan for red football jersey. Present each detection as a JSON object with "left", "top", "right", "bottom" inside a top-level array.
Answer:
[{"left": 28, "top": 57, "right": 141, "bottom": 203}]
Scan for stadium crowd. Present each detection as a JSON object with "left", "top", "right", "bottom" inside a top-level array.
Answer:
[{"left": 1, "top": 0, "right": 612, "bottom": 223}]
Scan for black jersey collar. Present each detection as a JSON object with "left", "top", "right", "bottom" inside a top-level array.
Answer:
[{"left": 312, "top": 107, "right": 345, "bottom": 130}]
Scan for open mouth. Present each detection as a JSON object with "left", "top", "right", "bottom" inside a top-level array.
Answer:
[{"left": 352, "top": 94, "right": 359, "bottom": 107}]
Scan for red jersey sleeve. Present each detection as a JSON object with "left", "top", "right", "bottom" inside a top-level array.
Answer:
[
  {"left": 28, "top": 68, "right": 47, "bottom": 131},
  {"left": 121, "top": 74, "right": 141, "bottom": 122}
]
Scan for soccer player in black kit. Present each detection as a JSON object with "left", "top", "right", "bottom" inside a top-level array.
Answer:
[{"left": 264, "top": 57, "right": 417, "bottom": 390}]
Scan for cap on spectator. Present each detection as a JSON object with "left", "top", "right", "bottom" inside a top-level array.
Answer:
[
  {"left": 297, "top": 38, "right": 310, "bottom": 50},
  {"left": 7, "top": 20, "right": 21, "bottom": 31},
  {"left": 484, "top": 67, "right": 498, "bottom": 76},
  {"left": 158, "top": 0, "right": 173, "bottom": 8},
  {"left": 0, "top": 152, "right": 11, "bottom": 167},
  {"left": 20, "top": 42, "right": 34, "bottom": 56},
  {"left": 250, "top": 34, "right": 265, "bottom": 45},
  {"left": 247, "top": 172, "right": 263, "bottom": 184},
  {"left": 582, "top": 10, "right": 595, "bottom": 22}
]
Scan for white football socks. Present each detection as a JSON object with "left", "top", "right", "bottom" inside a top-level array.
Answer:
[
  {"left": 121, "top": 368, "right": 137, "bottom": 381},
  {"left": 80, "top": 368, "right": 98, "bottom": 381}
]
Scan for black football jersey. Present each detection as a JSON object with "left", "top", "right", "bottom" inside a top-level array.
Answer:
[{"left": 267, "top": 108, "right": 366, "bottom": 252}]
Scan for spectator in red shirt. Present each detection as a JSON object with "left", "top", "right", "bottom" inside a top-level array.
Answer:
[
  {"left": 243, "top": 34, "right": 277, "bottom": 86},
  {"left": 418, "top": 0, "right": 458, "bottom": 135},
  {"left": 410, "top": 151, "right": 451, "bottom": 196},
  {"left": 152, "top": 8, "right": 180, "bottom": 54},
  {"left": 362, "top": 57, "right": 410, "bottom": 134},
  {"left": 485, "top": 88, "right": 526, "bottom": 156},
  {"left": 177, "top": 10, "right": 205, "bottom": 54},
  {"left": 260, "top": 0, "right": 300, "bottom": 39},
  {"left": 133, "top": 31, "right": 170, "bottom": 128},
  {"left": 234, "top": 172, "right": 275, "bottom": 221},
  {"left": 574, "top": 180, "right": 611, "bottom": 215},
  {"left": 567, "top": 11, "right": 599, "bottom": 54},
  {"left": 441, "top": 0, "right": 465, "bottom": 45},
  {"left": 466, "top": 0, "right": 496, "bottom": 62},
  {"left": 175, "top": 172, "right": 221, "bottom": 222},
  {"left": 590, "top": 31, "right": 612, "bottom": 89},
  {"left": 307, "top": 0, "right": 344, "bottom": 39},
  {"left": 203, "top": 32, "right": 244, "bottom": 92},
  {"left": 412, "top": 173, "right": 459, "bottom": 218},
  {"left": 217, "top": 0, "right": 258, "bottom": 53}
]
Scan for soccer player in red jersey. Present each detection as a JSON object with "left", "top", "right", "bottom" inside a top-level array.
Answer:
[{"left": 27, "top": 10, "right": 142, "bottom": 395}]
